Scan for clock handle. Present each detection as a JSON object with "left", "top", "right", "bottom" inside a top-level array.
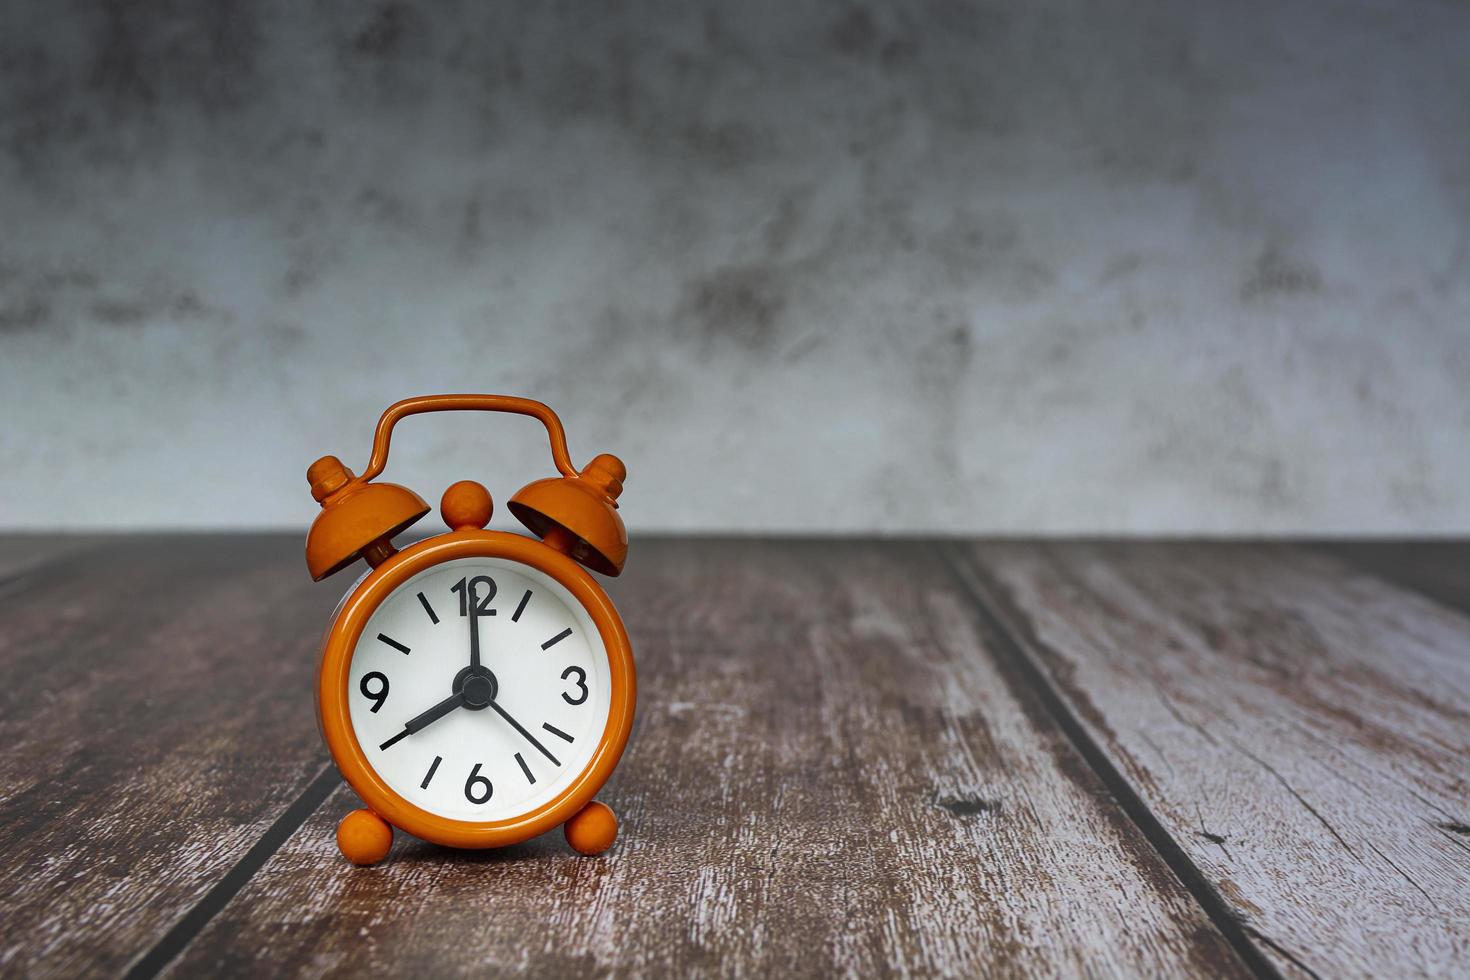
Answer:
[
  {"left": 312, "top": 392, "right": 627, "bottom": 577},
  {"left": 359, "top": 394, "right": 581, "bottom": 482}
]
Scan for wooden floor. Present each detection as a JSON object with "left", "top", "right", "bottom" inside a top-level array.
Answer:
[{"left": 1, "top": 536, "right": 1466, "bottom": 978}]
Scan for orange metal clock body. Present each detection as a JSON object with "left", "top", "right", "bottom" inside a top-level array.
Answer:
[{"left": 302, "top": 395, "right": 635, "bottom": 865}]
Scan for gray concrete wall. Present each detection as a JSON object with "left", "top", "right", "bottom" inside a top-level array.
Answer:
[{"left": 2, "top": 0, "right": 1468, "bottom": 533}]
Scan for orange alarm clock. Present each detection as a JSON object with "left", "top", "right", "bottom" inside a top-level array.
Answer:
[{"left": 303, "top": 394, "right": 635, "bottom": 865}]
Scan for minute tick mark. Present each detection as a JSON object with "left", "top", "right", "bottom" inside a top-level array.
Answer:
[
  {"left": 542, "top": 722, "right": 574, "bottom": 744},
  {"left": 378, "top": 633, "right": 411, "bottom": 655}
]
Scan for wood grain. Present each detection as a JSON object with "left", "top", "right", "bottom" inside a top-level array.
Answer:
[
  {"left": 161, "top": 540, "right": 1246, "bottom": 977},
  {"left": 0, "top": 534, "right": 339, "bottom": 977},
  {"left": 954, "top": 542, "right": 1470, "bottom": 978}
]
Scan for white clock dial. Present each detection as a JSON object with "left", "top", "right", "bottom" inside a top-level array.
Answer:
[{"left": 346, "top": 557, "right": 611, "bottom": 822}]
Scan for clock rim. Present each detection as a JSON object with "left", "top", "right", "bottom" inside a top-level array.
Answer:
[{"left": 316, "top": 528, "right": 635, "bottom": 849}]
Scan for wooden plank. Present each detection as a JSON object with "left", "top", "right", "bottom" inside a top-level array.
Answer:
[
  {"left": 162, "top": 540, "right": 1248, "bottom": 977},
  {"left": 1319, "top": 541, "right": 1470, "bottom": 618},
  {"left": 954, "top": 542, "right": 1470, "bottom": 978},
  {"left": 0, "top": 533, "right": 114, "bottom": 581},
  {"left": 0, "top": 534, "right": 341, "bottom": 977}
]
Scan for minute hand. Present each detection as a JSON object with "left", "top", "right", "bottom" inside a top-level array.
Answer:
[
  {"left": 488, "top": 699, "right": 560, "bottom": 766},
  {"left": 468, "top": 581, "right": 482, "bottom": 669}
]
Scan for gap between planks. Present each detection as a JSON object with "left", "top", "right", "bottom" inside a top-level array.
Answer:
[
  {"left": 937, "top": 542, "right": 1287, "bottom": 980},
  {"left": 120, "top": 766, "right": 342, "bottom": 980}
]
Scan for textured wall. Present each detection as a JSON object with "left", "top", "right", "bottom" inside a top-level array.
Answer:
[{"left": 2, "top": 0, "right": 1468, "bottom": 533}]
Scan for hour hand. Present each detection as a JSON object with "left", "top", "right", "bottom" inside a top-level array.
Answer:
[{"left": 378, "top": 692, "right": 465, "bottom": 750}]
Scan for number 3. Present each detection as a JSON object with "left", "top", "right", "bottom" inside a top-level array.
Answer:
[{"left": 561, "top": 666, "right": 588, "bottom": 705}]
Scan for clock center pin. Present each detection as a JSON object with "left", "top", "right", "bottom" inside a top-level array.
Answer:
[
  {"left": 462, "top": 673, "right": 495, "bottom": 709},
  {"left": 451, "top": 663, "right": 498, "bottom": 710}
]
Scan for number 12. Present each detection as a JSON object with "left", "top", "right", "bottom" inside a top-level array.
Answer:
[{"left": 451, "top": 576, "right": 497, "bottom": 617}]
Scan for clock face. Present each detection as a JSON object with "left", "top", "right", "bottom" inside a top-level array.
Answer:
[{"left": 346, "top": 556, "right": 612, "bottom": 823}]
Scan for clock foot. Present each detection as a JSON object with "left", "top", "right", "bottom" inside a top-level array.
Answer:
[
  {"left": 564, "top": 800, "right": 618, "bottom": 856},
  {"left": 337, "top": 808, "right": 394, "bottom": 865}
]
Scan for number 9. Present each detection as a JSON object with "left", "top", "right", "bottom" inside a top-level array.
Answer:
[{"left": 360, "top": 671, "right": 389, "bottom": 712}]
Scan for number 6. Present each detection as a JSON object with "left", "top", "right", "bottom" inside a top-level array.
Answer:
[{"left": 464, "top": 763, "right": 493, "bottom": 804}]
